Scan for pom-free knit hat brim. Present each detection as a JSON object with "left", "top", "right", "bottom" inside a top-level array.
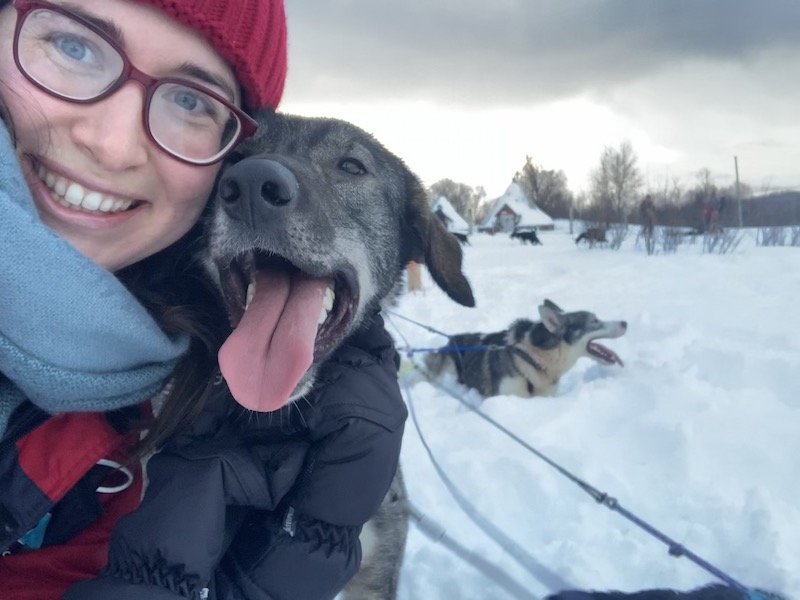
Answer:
[{"left": 132, "top": 0, "right": 288, "bottom": 110}]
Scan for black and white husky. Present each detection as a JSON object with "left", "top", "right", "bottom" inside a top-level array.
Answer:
[{"left": 425, "top": 299, "right": 626, "bottom": 398}]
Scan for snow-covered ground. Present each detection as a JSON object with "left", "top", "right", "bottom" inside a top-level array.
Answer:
[{"left": 387, "top": 223, "right": 799, "bottom": 599}]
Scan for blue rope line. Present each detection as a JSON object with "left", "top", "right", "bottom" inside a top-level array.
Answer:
[
  {"left": 385, "top": 310, "right": 510, "bottom": 357},
  {"left": 411, "top": 357, "right": 757, "bottom": 595},
  {"left": 385, "top": 309, "right": 451, "bottom": 338},
  {"left": 386, "top": 310, "right": 766, "bottom": 598},
  {"left": 403, "top": 344, "right": 499, "bottom": 356},
  {"left": 402, "top": 375, "right": 572, "bottom": 595}
]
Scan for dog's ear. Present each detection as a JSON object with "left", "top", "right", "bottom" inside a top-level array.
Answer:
[
  {"left": 404, "top": 174, "right": 475, "bottom": 307},
  {"left": 424, "top": 217, "right": 476, "bottom": 307},
  {"left": 539, "top": 301, "right": 565, "bottom": 334},
  {"left": 543, "top": 298, "right": 564, "bottom": 313}
]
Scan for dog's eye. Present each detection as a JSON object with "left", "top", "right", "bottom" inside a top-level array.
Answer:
[{"left": 338, "top": 157, "right": 368, "bottom": 175}]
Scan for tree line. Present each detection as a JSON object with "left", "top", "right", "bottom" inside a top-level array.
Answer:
[{"left": 428, "top": 140, "right": 800, "bottom": 229}]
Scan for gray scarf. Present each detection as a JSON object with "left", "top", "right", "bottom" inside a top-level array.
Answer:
[{"left": 0, "top": 122, "right": 189, "bottom": 436}]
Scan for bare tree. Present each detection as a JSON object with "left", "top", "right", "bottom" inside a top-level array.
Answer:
[
  {"left": 474, "top": 191, "right": 494, "bottom": 225},
  {"left": 589, "top": 140, "right": 643, "bottom": 224},
  {"left": 470, "top": 185, "right": 487, "bottom": 225},
  {"left": 429, "top": 179, "right": 485, "bottom": 225},
  {"left": 654, "top": 176, "right": 684, "bottom": 209},
  {"left": 694, "top": 168, "right": 716, "bottom": 199},
  {"left": 513, "top": 156, "right": 573, "bottom": 219}
]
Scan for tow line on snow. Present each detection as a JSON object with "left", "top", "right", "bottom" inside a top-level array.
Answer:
[
  {"left": 385, "top": 310, "right": 767, "bottom": 600},
  {"left": 407, "top": 500, "right": 544, "bottom": 600},
  {"left": 401, "top": 371, "right": 572, "bottom": 597}
]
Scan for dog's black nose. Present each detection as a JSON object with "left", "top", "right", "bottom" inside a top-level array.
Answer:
[
  {"left": 218, "top": 158, "right": 299, "bottom": 221},
  {"left": 219, "top": 178, "right": 241, "bottom": 204}
]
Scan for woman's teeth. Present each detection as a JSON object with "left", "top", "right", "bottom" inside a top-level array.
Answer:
[{"left": 37, "top": 164, "right": 134, "bottom": 213}]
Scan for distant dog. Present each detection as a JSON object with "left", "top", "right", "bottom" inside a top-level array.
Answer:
[
  {"left": 511, "top": 228, "right": 542, "bottom": 245},
  {"left": 452, "top": 231, "right": 471, "bottom": 246},
  {"left": 576, "top": 227, "right": 607, "bottom": 246},
  {"left": 425, "top": 299, "right": 626, "bottom": 398},
  {"left": 204, "top": 110, "right": 475, "bottom": 599}
]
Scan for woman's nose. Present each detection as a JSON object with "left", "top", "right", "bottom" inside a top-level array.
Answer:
[{"left": 69, "top": 83, "right": 150, "bottom": 171}]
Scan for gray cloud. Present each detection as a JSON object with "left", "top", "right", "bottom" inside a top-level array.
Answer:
[{"left": 284, "top": 0, "right": 800, "bottom": 105}]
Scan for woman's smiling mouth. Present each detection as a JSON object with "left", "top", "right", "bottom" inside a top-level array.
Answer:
[{"left": 33, "top": 159, "right": 140, "bottom": 215}]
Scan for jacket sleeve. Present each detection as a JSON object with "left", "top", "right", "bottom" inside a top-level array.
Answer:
[
  {"left": 218, "top": 312, "right": 408, "bottom": 600},
  {"left": 65, "top": 436, "right": 309, "bottom": 600},
  {"left": 67, "top": 313, "right": 407, "bottom": 600},
  {"left": 217, "top": 414, "right": 405, "bottom": 600},
  {"left": 216, "top": 509, "right": 362, "bottom": 600},
  {"left": 283, "top": 310, "right": 407, "bottom": 527}
]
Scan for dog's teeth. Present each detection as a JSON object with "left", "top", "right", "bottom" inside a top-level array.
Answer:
[
  {"left": 323, "top": 286, "right": 335, "bottom": 311},
  {"left": 245, "top": 282, "right": 256, "bottom": 310},
  {"left": 318, "top": 308, "right": 328, "bottom": 326}
]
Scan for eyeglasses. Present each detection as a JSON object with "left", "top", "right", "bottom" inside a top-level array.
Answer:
[{"left": 11, "top": 0, "right": 257, "bottom": 165}]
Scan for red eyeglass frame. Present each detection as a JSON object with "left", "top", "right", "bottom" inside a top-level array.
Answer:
[{"left": 11, "top": 0, "right": 258, "bottom": 165}]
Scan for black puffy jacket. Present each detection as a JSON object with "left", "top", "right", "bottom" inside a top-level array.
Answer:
[{"left": 65, "top": 313, "right": 407, "bottom": 600}]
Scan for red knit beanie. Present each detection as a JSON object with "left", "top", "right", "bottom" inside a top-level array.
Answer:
[{"left": 132, "top": 0, "right": 288, "bottom": 110}]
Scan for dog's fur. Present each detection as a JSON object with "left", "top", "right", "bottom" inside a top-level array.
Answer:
[
  {"left": 575, "top": 227, "right": 608, "bottom": 246},
  {"left": 341, "top": 470, "right": 409, "bottom": 600},
  {"left": 203, "top": 110, "right": 475, "bottom": 599},
  {"left": 511, "top": 228, "right": 542, "bottom": 245},
  {"left": 425, "top": 299, "right": 626, "bottom": 398}
]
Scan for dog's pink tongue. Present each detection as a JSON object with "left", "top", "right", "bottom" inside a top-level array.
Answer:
[{"left": 219, "top": 269, "right": 329, "bottom": 412}]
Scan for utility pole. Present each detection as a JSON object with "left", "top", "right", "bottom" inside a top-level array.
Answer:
[
  {"left": 569, "top": 203, "right": 574, "bottom": 234},
  {"left": 734, "top": 156, "right": 743, "bottom": 228}
]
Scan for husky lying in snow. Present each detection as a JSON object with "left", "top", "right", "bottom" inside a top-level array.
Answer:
[{"left": 425, "top": 299, "right": 626, "bottom": 398}]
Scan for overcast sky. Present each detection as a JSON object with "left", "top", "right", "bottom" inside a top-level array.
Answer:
[{"left": 281, "top": 1, "right": 800, "bottom": 198}]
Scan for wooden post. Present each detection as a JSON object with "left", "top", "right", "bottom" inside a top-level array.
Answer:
[
  {"left": 406, "top": 261, "right": 422, "bottom": 293},
  {"left": 569, "top": 204, "right": 574, "bottom": 235},
  {"left": 734, "top": 156, "right": 743, "bottom": 228}
]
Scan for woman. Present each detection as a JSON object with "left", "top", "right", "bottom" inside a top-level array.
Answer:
[{"left": 0, "top": 1, "right": 406, "bottom": 598}]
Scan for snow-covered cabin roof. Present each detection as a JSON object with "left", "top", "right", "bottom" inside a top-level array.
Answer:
[
  {"left": 479, "top": 182, "right": 554, "bottom": 229},
  {"left": 431, "top": 196, "right": 470, "bottom": 234}
]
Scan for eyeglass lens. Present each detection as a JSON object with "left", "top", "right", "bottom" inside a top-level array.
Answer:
[{"left": 16, "top": 6, "right": 242, "bottom": 163}]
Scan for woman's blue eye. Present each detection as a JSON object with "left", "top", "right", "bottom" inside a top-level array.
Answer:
[
  {"left": 52, "top": 34, "right": 93, "bottom": 63},
  {"left": 173, "top": 90, "right": 200, "bottom": 112}
]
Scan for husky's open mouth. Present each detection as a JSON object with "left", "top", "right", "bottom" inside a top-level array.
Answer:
[
  {"left": 213, "top": 248, "right": 360, "bottom": 412},
  {"left": 216, "top": 249, "right": 359, "bottom": 358},
  {"left": 586, "top": 340, "right": 624, "bottom": 366}
]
